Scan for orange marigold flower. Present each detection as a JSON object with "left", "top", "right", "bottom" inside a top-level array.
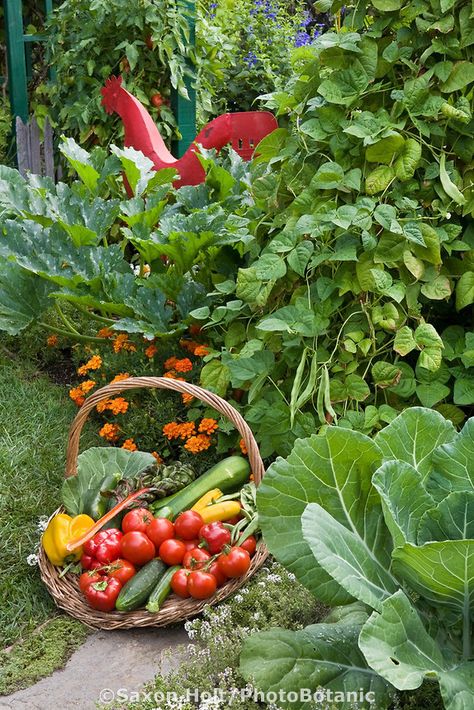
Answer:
[
  {"left": 164, "top": 356, "right": 178, "bottom": 371},
  {"left": 69, "top": 387, "right": 85, "bottom": 407},
  {"left": 145, "top": 344, "right": 158, "bottom": 359},
  {"left": 239, "top": 439, "right": 248, "bottom": 456},
  {"left": 163, "top": 422, "right": 182, "bottom": 440},
  {"left": 113, "top": 333, "right": 131, "bottom": 353},
  {"left": 47, "top": 335, "right": 58, "bottom": 347},
  {"left": 108, "top": 397, "right": 129, "bottom": 415},
  {"left": 199, "top": 418, "right": 218, "bottom": 435},
  {"left": 174, "top": 358, "right": 193, "bottom": 373},
  {"left": 96, "top": 398, "right": 113, "bottom": 413},
  {"left": 182, "top": 393, "right": 194, "bottom": 405},
  {"left": 179, "top": 339, "right": 199, "bottom": 354},
  {"left": 184, "top": 434, "right": 212, "bottom": 453},
  {"left": 99, "top": 423, "right": 120, "bottom": 442},
  {"left": 178, "top": 422, "right": 196, "bottom": 440},
  {"left": 97, "top": 327, "right": 114, "bottom": 338},
  {"left": 80, "top": 379, "right": 96, "bottom": 394},
  {"left": 122, "top": 438, "right": 137, "bottom": 451},
  {"left": 124, "top": 341, "right": 137, "bottom": 352},
  {"left": 111, "top": 372, "right": 130, "bottom": 383},
  {"left": 194, "top": 345, "right": 210, "bottom": 357},
  {"left": 151, "top": 451, "right": 163, "bottom": 464},
  {"left": 77, "top": 354, "right": 102, "bottom": 375}
]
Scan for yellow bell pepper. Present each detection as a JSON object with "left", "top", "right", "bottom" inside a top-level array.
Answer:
[
  {"left": 199, "top": 500, "right": 241, "bottom": 524},
  {"left": 191, "top": 488, "right": 223, "bottom": 512},
  {"left": 42, "top": 513, "right": 95, "bottom": 566}
]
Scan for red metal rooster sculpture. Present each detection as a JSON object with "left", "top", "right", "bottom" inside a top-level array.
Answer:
[{"left": 101, "top": 76, "right": 278, "bottom": 186}]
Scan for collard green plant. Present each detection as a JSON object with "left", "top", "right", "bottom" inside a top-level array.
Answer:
[{"left": 240, "top": 407, "right": 474, "bottom": 709}]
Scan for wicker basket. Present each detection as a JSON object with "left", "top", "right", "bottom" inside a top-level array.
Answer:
[{"left": 39, "top": 376, "right": 267, "bottom": 630}]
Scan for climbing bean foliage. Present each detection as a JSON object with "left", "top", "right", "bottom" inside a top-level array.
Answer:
[{"left": 190, "top": 0, "right": 474, "bottom": 456}]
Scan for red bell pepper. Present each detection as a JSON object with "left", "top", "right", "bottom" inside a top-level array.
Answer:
[
  {"left": 199, "top": 522, "right": 231, "bottom": 554},
  {"left": 84, "top": 576, "right": 122, "bottom": 612}
]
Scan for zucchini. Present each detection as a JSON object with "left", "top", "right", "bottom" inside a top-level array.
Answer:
[
  {"left": 115, "top": 558, "right": 167, "bottom": 612},
  {"left": 146, "top": 565, "right": 180, "bottom": 613},
  {"left": 150, "top": 456, "right": 250, "bottom": 520}
]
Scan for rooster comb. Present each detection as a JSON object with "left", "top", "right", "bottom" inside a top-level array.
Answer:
[{"left": 101, "top": 76, "right": 124, "bottom": 114}]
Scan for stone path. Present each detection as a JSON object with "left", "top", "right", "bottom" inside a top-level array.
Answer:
[{"left": 0, "top": 626, "right": 188, "bottom": 710}]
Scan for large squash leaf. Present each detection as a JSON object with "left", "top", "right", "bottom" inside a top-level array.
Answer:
[{"left": 0, "top": 262, "right": 55, "bottom": 335}]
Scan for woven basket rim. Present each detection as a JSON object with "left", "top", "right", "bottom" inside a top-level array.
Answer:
[{"left": 39, "top": 376, "right": 267, "bottom": 629}]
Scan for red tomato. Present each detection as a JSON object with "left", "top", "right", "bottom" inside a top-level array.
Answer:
[
  {"left": 151, "top": 93, "right": 163, "bottom": 108},
  {"left": 170, "top": 568, "right": 191, "bottom": 598},
  {"left": 240, "top": 535, "right": 257, "bottom": 556},
  {"left": 159, "top": 539, "right": 186, "bottom": 566},
  {"left": 217, "top": 546, "right": 251, "bottom": 578},
  {"left": 122, "top": 508, "right": 153, "bottom": 534},
  {"left": 108, "top": 558, "right": 136, "bottom": 585},
  {"left": 208, "top": 559, "right": 227, "bottom": 587},
  {"left": 84, "top": 576, "right": 122, "bottom": 612},
  {"left": 79, "top": 570, "right": 103, "bottom": 594},
  {"left": 174, "top": 511, "right": 204, "bottom": 540},
  {"left": 183, "top": 547, "right": 211, "bottom": 570},
  {"left": 120, "top": 531, "right": 155, "bottom": 566},
  {"left": 187, "top": 571, "right": 217, "bottom": 599},
  {"left": 147, "top": 518, "right": 175, "bottom": 548},
  {"left": 178, "top": 538, "right": 199, "bottom": 552}
]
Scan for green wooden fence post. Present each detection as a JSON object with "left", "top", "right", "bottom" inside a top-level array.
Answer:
[
  {"left": 171, "top": 0, "right": 196, "bottom": 158},
  {"left": 4, "top": 0, "right": 28, "bottom": 122}
]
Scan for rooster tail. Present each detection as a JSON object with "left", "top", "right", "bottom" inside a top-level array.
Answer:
[{"left": 101, "top": 75, "right": 124, "bottom": 114}]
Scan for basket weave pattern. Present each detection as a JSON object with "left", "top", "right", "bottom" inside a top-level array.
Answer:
[{"left": 39, "top": 377, "right": 268, "bottom": 630}]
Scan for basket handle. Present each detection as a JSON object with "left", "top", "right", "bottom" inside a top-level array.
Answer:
[{"left": 65, "top": 377, "right": 265, "bottom": 485}]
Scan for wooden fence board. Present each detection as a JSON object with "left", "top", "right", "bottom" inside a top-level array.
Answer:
[{"left": 15, "top": 116, "right": 58, "bottom": 180}]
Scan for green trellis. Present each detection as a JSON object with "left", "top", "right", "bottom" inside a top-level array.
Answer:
[{"left": 3, "top": 0, "right": 196, "bottom": 157}]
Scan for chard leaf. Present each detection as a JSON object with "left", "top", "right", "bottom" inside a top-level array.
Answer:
[
  {"left": 374, "top": 407, "right": 456, "bottom": 481},
  {"left": 392, "top": 540, "right": 474, "bottom": 615},
  {"left": 302, "top": 503, "right": 398, "bottom": 611},
  {"left": 240, "top": 622, "right": 393, "bottom": 710},
  {"left": 257, "top": 428, "right": 385, "bottom": 605},
  {"left": 372, "top": 461, "right": 435, "bottom": 546},
  {"left": 418, "top": 491, "right": 474, "bottom": 544},
  {"left": 359, "top": 590, "right": 447, "bottom": 690}
]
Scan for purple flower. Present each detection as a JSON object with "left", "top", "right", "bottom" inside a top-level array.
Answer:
[
  {"left": 294, "top": 30, "right": 311, "bottom": 47},
  {"left": 300, "top": 11, "right": 311, "bottom": 27},
  {"left": 243, "top": 50, "right": 258, "bottom": 67}
]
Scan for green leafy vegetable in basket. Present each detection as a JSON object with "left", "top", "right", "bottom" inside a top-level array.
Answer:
[
  {"left": 106, "top": 460, "right": 198, "bottom": 509},
  {"left": 61, "top": 447, "right": 156, "bottom": 519}
]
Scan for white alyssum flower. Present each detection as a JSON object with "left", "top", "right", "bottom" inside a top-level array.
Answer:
[
  {"left": 36, "top": 516, "right": 49, "bottom": 532},
  {"left": 26, "top": 553, "right": 39, "bottom": 566}
]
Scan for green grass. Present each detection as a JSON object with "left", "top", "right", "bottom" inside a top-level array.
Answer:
[
  {"left": 0, "top": 354, "right": 95, "bottom": 649},
  {"left": 0, "top": 617, "right": 89, "bottom": 695}
]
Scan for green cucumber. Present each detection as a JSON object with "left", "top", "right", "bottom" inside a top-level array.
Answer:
[
  {"left": 115, "top": 559, "right": 167, "bottom": 612},
  {"left": 150, "top": 456, "right": 250, "bottom": 520},
  {"left": 146, "top": 565, "right": 180, "bottom": 613}
]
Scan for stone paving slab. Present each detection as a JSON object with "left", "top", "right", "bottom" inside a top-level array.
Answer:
[{"left": 0, "top": 626, "right": 188, "bottom": 710}]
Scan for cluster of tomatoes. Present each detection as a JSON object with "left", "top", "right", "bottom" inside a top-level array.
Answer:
[{"left": 78, "top": 507, "right": 256, "bottom": 610}]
